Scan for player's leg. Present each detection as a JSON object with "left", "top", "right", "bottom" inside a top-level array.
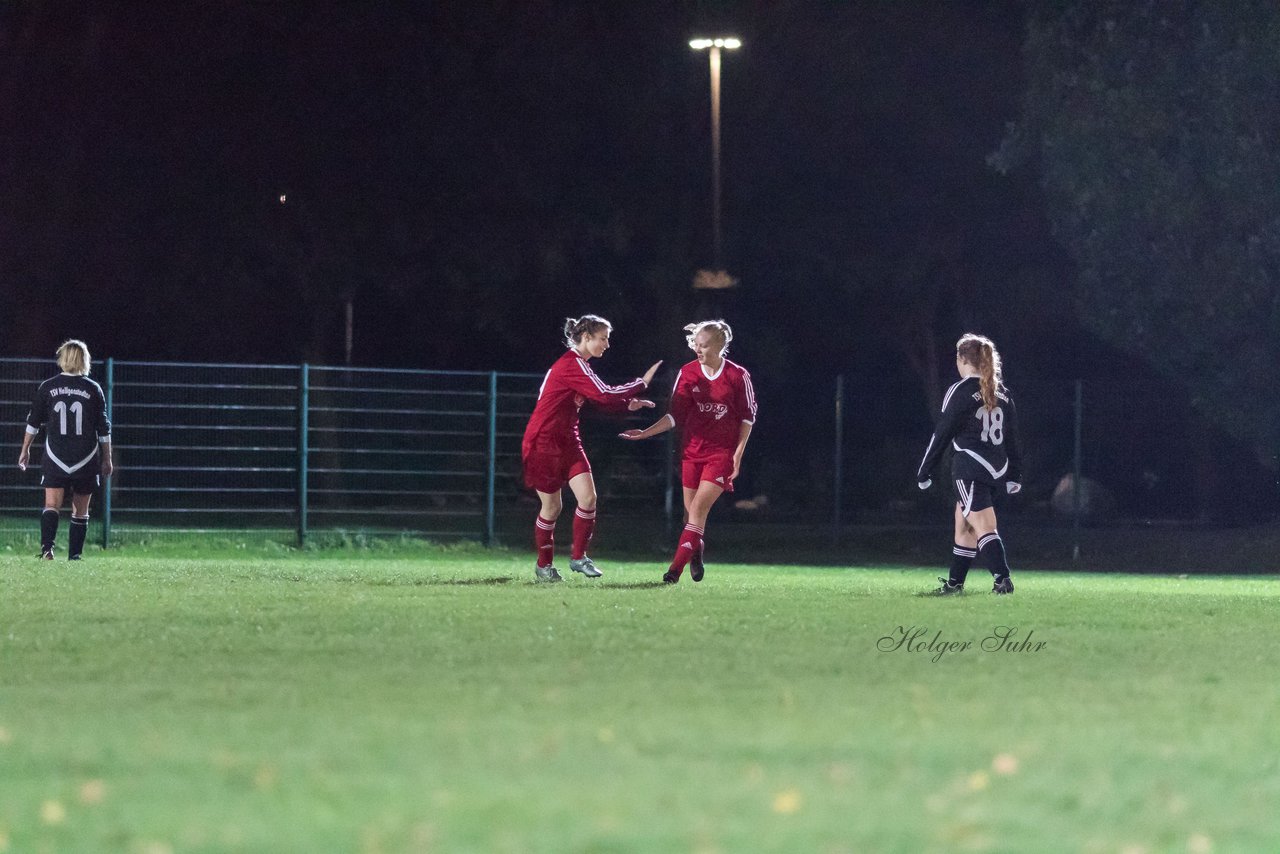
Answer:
[
  {"left": 533, "top": 488, "right": 564, "bottom": 581},
  {"left": 68, "top": 485, "right": 94, "bottom": 561},
  {"left": 689, "top": 454, "right": 733, "bottom": 581},
  {"left": 40, "top": 486, "right": 65, "bottom": 559},
  {"left": 524, "top": 448, "right": 566, "bottom": 581},
  {"left": 930, "top": 478, "right": 978, "bottom": 594},
  {"left": 566, "top": 470, "right": 602, "bottom": 577},
  {"left": 664, "top": 463, "right": 702, "bottom": 583},
  {"left": 681, "top": 484, "right": 707, "bottom": 581},
  {"left": 942, "top": 502, "right": 978, "bottom": 592},
  {"left": 967, "top": 503, "right": 1014, "bottom": 594},
  {"left": 665, "top": 477, "right": 723, "bottom": 584}
]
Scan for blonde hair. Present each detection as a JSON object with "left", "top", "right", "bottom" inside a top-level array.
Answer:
[
  {"left": 563, "top": 315, "right": 612, "bottom": 348},
  {"left": 956, "top": 333, "right": 1002, "bottom": 411},
  {"left": 684, "top": 319, "right": 732, "bottom": 357},
  {"left": 56, "top": 339, "right": 91, "bottom": 376}
]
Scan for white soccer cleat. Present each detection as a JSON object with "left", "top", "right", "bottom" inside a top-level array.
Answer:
[
  {"left": 535, "top": 565, "right": 563, "bottom": 582},
  {"left": 569, "top": 556, "right": 603, "bottom": 578}
]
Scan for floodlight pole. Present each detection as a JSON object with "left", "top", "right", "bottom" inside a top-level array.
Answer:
[
  {"left": 709, "top": 44, "right": 724, "bottom": 268},
  {"left": 691, "top": 37, "right": 740, "bottom": 270}
]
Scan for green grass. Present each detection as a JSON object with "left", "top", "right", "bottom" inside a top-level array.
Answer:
[{"left": 1, "top": 551, "right": 1278, "bottom": 853}]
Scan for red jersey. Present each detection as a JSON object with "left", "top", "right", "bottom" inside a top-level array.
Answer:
[
  {"left": 667, "top": 358, "right": 757, "bottom": 460},
  {"left": 522, "top": 350, "right": 648, "bottom": 454}
]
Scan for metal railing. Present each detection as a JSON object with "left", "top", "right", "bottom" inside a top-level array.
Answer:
[
  {"left": 0, "top": 358, "right": 672, "bottom": 547},
  {"left": 6, "top": 356, "right": 1255, "bottom": 557}
]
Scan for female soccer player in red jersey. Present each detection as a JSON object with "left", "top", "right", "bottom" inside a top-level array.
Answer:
[
  {"left": 619, "top": 320, "right": 757, "bottom": 583},
  {"left": 522, "top": 315, "right": 662, "bottom": 582}
]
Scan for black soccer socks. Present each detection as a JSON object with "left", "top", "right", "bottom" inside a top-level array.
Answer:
[
  {"left": 69, "top": 515, "right": 89, "bottom": 560},
  {"left": 977, "top": 532, "right": 1011, "bottom": 580},
  {"left": 950, "top": 543, "right": 977, "bottom": 585},
  {"left": 40, "top": 508, "right": 59, "bottom": 552}
]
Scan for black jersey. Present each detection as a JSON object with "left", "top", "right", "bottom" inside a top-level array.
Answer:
[
  {"left": 917, "top": 376, "right": 1022, "bottom": 485},
  {"left": 25, "top": 373, "right": 112, "bottom": 478}
]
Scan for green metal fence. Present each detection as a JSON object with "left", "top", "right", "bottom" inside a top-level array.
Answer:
[{"left": 0, "top": 358, "right": 671, "bottom": 547}]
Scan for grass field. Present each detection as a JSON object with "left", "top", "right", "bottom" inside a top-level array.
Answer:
[{"left": 2, "top": 545, "right": 1278, "bottom": 853}]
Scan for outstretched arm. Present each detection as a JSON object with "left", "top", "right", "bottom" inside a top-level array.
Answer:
[
  {"left": 618, "top": 414, "right": 675, "bottom": 441},
  {"left": 573, "top": 359, "right": 664, "bottom": 414}
]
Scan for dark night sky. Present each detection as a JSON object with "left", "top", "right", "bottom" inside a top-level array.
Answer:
[{"left": 1, "top": 2, "right": 1040, "bottom": 364}]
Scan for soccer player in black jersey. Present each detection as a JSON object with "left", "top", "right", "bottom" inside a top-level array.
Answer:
[
  {"left": 17, "top": 340, "right": 114, "bottom": 560},
  {"left": 917, "top": 334, "right": 1022, "bottom": 595}
]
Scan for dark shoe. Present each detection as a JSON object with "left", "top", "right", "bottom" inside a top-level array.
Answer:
[
  {"left": 690, "top": 552, "right": 705, "bottom": 582},
  {"left": 662, "top": 570, "right": 680, "bottom": 585},
  {"left": 992, "top": 576, "right": 1014, "bottom": 595},
  {"left": 40, "top": 548, "right": 54, "bottom": 560},
  {"left": 68, "top": 554, "right": 82, "bottom": 561},
  {"left": 929, "top": 576, "right": 964, "bottom": 596}
]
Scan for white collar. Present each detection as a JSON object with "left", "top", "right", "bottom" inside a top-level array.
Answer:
[{"left": 700, "top": 360, "right": 725, "bottom": 381}]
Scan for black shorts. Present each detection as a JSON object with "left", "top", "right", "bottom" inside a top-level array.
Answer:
[
  {"left": 40, "top": 471, "right": 100, "bottom": 496},
  {"left": 951, "top": 456, "right": 1000, "bottom": 517},
  {"left": 953, "top": 477, "right": 995, "bottom": 517}
]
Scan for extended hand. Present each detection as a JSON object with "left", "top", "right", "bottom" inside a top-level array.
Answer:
[
  {"left": 641, "top": 360, "right": 663, "bottom": 386},
  {"left": 618, "top": 429, "right": 645, "bottom": 440},
  {"left": 627, "top": 398, "right": 655, "bottom": 411},
  {"left": 17, "top": 450, "right": 28, "bottom": 471}
]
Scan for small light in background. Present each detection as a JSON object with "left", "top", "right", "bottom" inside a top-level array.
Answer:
[
  {"left": 693, "top": 269, "right": 738, "bottom": 290},
  {"left": 279, "top": 194, "right": 287, "bottom": 205}
]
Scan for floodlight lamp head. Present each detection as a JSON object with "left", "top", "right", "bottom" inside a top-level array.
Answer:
[{"left": 689, "top": 37, "right": 741, "bottom": 50}]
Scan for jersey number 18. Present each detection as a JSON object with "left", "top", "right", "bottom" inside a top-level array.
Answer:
[{"left": 977, "top": 406, "right": 1004, "bottom": 445}]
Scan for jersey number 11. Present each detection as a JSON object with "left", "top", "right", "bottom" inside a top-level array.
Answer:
[{"left": 53, "top": 400, "right": 84, "bottom": 436}]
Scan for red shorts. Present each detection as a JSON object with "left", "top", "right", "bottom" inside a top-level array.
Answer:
[
  {"left": 681, "top": 454, "right": 734, "bottom": 492},
  {"left": 523, "top": 445, "right": 592, "bottom": 494}
]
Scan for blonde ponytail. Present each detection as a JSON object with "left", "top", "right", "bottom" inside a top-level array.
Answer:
[{"left": 956, "top": 333, "right": 1002, "bottom": 411}]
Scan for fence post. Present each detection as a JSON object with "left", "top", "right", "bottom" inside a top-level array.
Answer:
[
  {"left": 832, "top": 373, "right": 845, "bottom": 545},
  {"left": 102, "top": 357, "right": 114, "bottom": 549},
  {"left": 298, "top": 363, "right": 309, "bottom": 548},
  {"left": 1072, "top": 379, "right": 1083, "bottom": 563},
  {"left": 485, "top": 371, "right": 498, "bottom": 547}
]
